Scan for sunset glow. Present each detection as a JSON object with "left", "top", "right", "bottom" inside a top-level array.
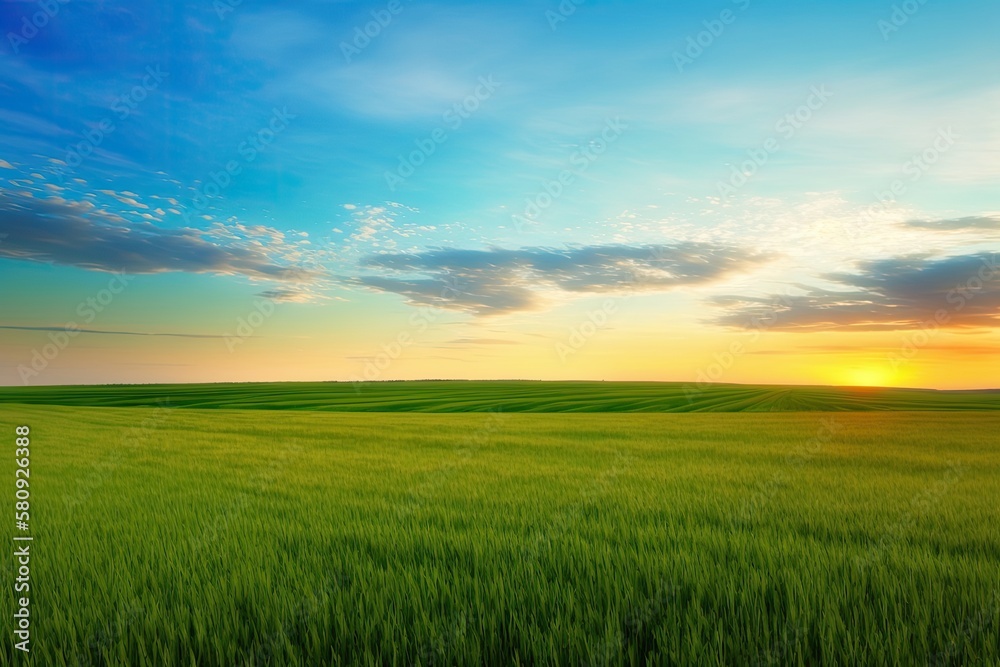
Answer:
[{"left": 1, "top": 1, "right": 998, "bottom": 388}]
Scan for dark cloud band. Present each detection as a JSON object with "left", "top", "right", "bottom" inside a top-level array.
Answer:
[
  {"left": 355, "top": 242, "right": 773, "bottom": 315},
  {"left": 715, "top": 253, "right": 1000, "bottom": 331},
  {"left": 0, "top": 192, "right": 319, "bottom": 283}
]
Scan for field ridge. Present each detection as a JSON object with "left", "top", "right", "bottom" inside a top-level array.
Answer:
[{"left": 2, "top": 380, "right": 999, "bottom": 412}]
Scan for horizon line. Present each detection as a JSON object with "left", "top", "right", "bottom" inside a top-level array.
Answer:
[{"left": 1, "top": 379, "right": 998, "bottom": 393}]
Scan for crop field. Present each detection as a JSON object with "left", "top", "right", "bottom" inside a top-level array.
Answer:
[
  {"left": 1, "top": 380, "right": 999, "bottom": 412},
  {"left": 1, "top": 392, "right": 998, "bottom": 665}
]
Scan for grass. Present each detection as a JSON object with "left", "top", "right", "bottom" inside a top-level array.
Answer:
[
  {"left": 1, "top": 401, "right": 997, "bottom": 665},
  {"left": 0, "top": 380, "right": 999, "bottom": 412}
]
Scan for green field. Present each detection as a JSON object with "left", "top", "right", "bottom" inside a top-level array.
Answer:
[
  {"left": 2, "top": 390, "right": 998, "bottom": 665},
  {"left": 1, "top": 380, "right": 999, "bottom": 412}
]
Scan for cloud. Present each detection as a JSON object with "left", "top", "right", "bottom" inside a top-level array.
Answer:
[
  {"left": 355, "top": 242, "right": 773, "bottom": 316},
  {"left": 903, "top": 215, "right": 1000, "bottom": 231},
  {"left": 446, "top": 338, "right": 519, "bottom": 346},
  {"left": 714, "top": 252, "right": 1000, "bottom": 331},
  {"left": 0, "top": 325, "right": 226, "bottom": 339},
  {"left": 0, "top": 191, "right": 321, "bottom": 283},
  {"left": 98, "top": 189, "right": 149, "bottom": 210},
  {"left": 256, "top": 288, "right": 319, "bottom": 303}
]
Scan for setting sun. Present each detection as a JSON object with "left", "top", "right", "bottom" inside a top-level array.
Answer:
[
  {"left": 841, "top": 366, "right": 896, "bottom": 387},
  {"left": 1, "top": 1, "right": 999, "bottom": 663}
]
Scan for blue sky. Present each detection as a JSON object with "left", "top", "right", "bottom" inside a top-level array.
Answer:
[{"left": 1, "top": 0, "right": 998, "bottom": 386}]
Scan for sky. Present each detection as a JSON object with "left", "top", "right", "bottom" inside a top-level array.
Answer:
[{"left": 0, "top": 0, "right": 998, "bottom": 388}]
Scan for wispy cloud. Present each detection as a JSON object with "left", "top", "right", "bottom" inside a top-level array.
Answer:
[
  {"left": 0, "top": 191, "right": 321, "bottom": 283},
  {"left": 445, "top": 338, "right": 519, "bottom": 346},
  {"left": 0, "top": 325, "right": 227, "bottom": 339},
  {"left": 356, "top": 242, "right": 774, "bottom": 316},
  {"left": 255, "top": 288, "right": 320, "bottom": 303},
  {"left": 715, "top": 253, "right": 1000, "bottom": 331}
]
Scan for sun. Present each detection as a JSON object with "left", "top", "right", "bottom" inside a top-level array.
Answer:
[{"left": 842, "top": 366, "right": 894, "bottom": 387}]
